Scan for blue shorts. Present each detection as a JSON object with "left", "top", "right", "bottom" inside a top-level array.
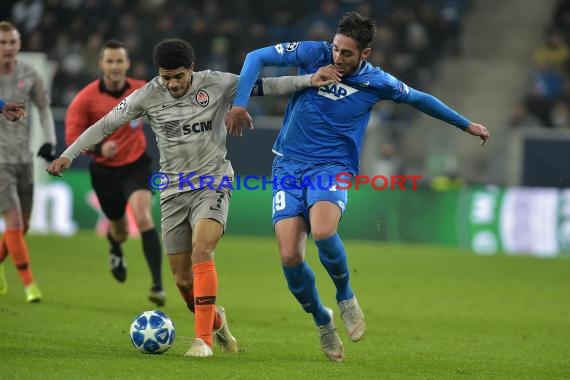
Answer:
[{"left": 271, "top": 156, "right": 350, "bottom": 226}]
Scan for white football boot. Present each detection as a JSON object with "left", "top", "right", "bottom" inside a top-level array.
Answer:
[
  {"left": 338, "top": 296, "right": 366, "bottom": 342},
  {"left": 317, "top": 307, "right": 344, "bottom": 362}
]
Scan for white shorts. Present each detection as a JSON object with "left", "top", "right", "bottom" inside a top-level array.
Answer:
[{"left": 160, "top": 187, "right": 231, "bottom": 254}]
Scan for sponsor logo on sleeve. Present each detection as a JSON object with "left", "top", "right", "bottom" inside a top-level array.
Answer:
[
  {"left": 285, "top": 42, "right": 299, "bottom": 51},
  {"left": 274, "top": 42, "right": 300, "bottom": 54},
  {"left": 116, "top": 99, "right": 127, "bottom": 111}
]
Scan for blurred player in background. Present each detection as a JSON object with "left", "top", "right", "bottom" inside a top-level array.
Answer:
[
  {"left": 65, "top": 39, "right": 165, "bottom": 306},
  {"left": 47, "top": 38, "right": 338, "bottom": 357},
  {"left": 0, "top": 21, "right": 57, "bottom": 303},
  {"left": 227, "top": 11, "right": 490, "bottom": 362},
  {"left": 0, "top": 98, "right": 26, "bottom": 120}
]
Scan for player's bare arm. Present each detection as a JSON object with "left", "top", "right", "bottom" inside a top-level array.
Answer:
[
  {"left": 464, "top": 122, "right": 490, "bottom": 146},
  {"left": 46, "top": 156, "right": 71, "bottom": 177}
]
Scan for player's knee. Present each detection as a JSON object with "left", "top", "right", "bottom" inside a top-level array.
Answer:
[
  {"left": 133, "top": 213, "right": 153, "bottom": 231},
  {"left": 110, "top": 229, "right": 128, "bottom": 243},
  {"left": 311, "top": 226, "right": 337, "bottom": 241},
  {"left": 279, "top": 250, "right": 303, "bottom": 267},
  {"left": 191, "top": 246, "right": 214, "bottom": 263}
]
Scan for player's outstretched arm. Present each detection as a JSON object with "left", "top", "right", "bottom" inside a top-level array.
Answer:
[
  {"left": 227, "top": 65, "right": 341, "bottom": 137},
  {"left": 46, "top": 156, "right": 71, "bottom": 177},
  {"left": 464, "top": 122, "right": 490, "bottom": 146}
]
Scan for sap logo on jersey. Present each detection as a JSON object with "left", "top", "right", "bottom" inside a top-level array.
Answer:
[
  {"left": 318, "top": 83, "right": 358, "bottom": 100},
  {"left": 182, "top": 120, "right": 212, "bottom": 135}
]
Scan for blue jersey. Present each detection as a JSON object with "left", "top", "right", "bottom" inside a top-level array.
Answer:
[{"left": 234, "top": 41, "right": 471, "bottom": 174}]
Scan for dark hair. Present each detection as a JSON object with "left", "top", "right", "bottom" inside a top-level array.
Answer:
[
  {"left": 100, "top": 39, "right": 128, "bottom": 58},
  {"left": 336, "top": 11, "right": 377, "bottom": 51},
  {"left": 153, "top": 39, "right": 194, "bottom": 69}
]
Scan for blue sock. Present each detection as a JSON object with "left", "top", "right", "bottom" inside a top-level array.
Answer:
[
  {"left": 315, "top": 233, "right": 354, "bottom": 302},
  {"left": 283, "top": 262, "right": 331, "bottom": 326}
]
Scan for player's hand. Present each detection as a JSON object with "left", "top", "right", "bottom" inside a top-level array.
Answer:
[
  {"left": 46, "top": 157, "right": 71, "bottom": 177},
  {"left": 2, "top": 102, "right": 26, "bottom": 121},
  {"left": 226, "top": 106, "right": 253, "bottom": 137},
  {"left": 311, "top": 65, "right": 342, "bottom": 87},
  {"left": 37, "top": 143, "right": 57, "bottom": 162},
  {"left": 102, "top": 140, "right": 119, "bottom": 158},
  {"left": 465, "top": 123, "right": 490, "bottom": 146}
]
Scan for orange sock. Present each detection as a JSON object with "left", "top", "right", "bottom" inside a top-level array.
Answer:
[
  {"left": 0, "top": 235, "right": 8, "bottom": 263},
  {"left": 193, "top": 260, "right": 218, "bottom": 347},
  {"left": 4, "top": 229, "right": 34, "bottom": 286},
  {"left": 176, "top": 284, "right": 222, "bottom": 330}
]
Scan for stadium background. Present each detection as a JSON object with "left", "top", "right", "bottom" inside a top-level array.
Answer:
[
  {"left": 1, "top": 1, "right": 570, "bottom": 378},
  {"left": 2, "top": 0, "right": 568, "bottom": 256}
]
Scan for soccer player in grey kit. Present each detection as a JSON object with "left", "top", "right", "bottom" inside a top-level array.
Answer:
[
  {"left": 0, "top": 21, "right": 57, "bottom": 303},
  {"left": 47, "top": 38, "right": 340, "bottom": 357}
]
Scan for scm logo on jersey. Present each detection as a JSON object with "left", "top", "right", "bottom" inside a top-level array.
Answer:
[
  {"left": 182, "top": 120, "right": 212, "bottom": 135},
  {"left": 317, "top": 83, "right": 358, "bottom": 100}
]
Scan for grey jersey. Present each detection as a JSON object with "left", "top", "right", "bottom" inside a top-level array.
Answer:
[
  {"left": 0, "top": 60, "right": 56, "bottom": 163},
  {"left": 62, "top": 70, "right": 312, "bottom": 199}
]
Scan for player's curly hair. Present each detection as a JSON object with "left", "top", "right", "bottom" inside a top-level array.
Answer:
[
  {"left": 153, "top": 39, "right": 195, "bottom": 69},
  {"left": 336, "top": 11, "right": 377, "bottom": 51}
]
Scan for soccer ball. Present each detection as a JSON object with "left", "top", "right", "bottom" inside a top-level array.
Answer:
[{"left": 129, "top": 310, "right": 176, "bottom": 354}]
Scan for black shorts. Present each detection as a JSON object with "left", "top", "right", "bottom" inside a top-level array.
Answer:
[{"left": 90, "top": 153, "right": 153, "bottom": 221}]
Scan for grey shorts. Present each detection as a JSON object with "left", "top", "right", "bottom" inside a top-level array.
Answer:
[
  {"left": 160, "top": 187, "right": 231, "bottom": 254},
  {"left": 0, "top": 163, "right": 33, "bottom": 213}
]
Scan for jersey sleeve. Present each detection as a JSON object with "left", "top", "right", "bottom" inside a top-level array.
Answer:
[
  {"left": 61, "top": 84, "right": 149, "bottom": 162},
  {"left": 257, "top": 75, "right": 313, "bottom": 96},
  {"left": 233, "top": 41, "right": 328, "bottom": 107},
  {"left": 404, "top": 88, "right": 470, "bottom": 129},
  {"left": 29, "top": 70, "right": 56, "bottom": 145},
  {"left": 376, "top": 71, "right": 412, "bottom": 103},
  {"left": 376, "top": 70, "right": 470, "bottom": 129},
  {"left": 215, "top": 71, "right": 240, "bottom": 101}
]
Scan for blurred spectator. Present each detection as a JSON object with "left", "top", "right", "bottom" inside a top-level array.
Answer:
[
  {"left": 553, "top": 0, "right": 570, "bottom": 42},
  {"left": 373, "top": 142, "right": 404, "bottom": 177},
  {"left": 511, "top": 58, "right": 565, "bottom": 128},
  {"left": 12, "top": 0, "right": 44, "bottom": 33},
  {"left": 533, "top": 29, "right": 569, "bottom": 74},
  {"left": 512, "top": 4, "right": 570, "bottom": 128},
  {"left": 6, "top": 0, "right": 470, "bottom": 115}
]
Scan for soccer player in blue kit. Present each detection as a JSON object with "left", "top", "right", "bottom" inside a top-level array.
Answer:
[{"left": 226, "top": 11, "right": 490, "bottom": 362}]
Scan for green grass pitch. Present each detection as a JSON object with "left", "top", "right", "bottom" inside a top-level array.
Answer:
[{"left": 1, "top": 233, "right": 569, "bottom": 379}]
